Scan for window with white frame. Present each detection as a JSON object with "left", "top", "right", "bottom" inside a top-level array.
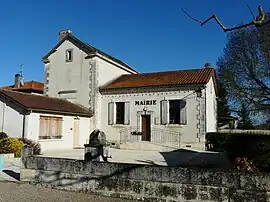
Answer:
[
  {"left": 39, "top": 116, "right": 63, "bottom": 139},
  {"left": 108, "top": 102, "right": 130, "bottom": 125},
  {"left": 161, "top": 99, "right": 187, "bottom": 125}
]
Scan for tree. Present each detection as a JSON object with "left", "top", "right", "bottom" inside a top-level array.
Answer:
[
  {"left": 182, "top": 5, "right": 270, "bottom": 32},
  {"left": 237, "top": 104, "right": 254, "bottom": 129},
  {"left": 216, "top": 77, "right": 232, "bottom": 127},
  {"left": 217, "top": 20, "right": 270, "bottom": 115}
]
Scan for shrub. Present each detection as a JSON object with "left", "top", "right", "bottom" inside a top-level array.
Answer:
[
  {"left": 206, "top": 132, "right": 270, "bottom": 172},
  {"left": 18, "top": 138, "right": 41, "bottom": 155},
  {"left": 0, "top": 137, "right": 24, "bottom": 157},
  {"left": 0, "top": 132, "right": 8, "bottom": 139}
]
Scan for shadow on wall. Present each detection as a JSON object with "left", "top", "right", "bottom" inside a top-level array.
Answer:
[{"left": 159, "top": 149, "right": 232, "bottom": 169}]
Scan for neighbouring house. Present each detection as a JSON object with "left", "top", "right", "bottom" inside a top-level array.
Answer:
[
  {"left": 41, "top": 30, "right": 217, "bottom": 151},
  {"left": 1, "top": 73, "right": 44, "bottom": 95},
  {"left": 0, "top": 89, "right": 92, "bottom": 152}
]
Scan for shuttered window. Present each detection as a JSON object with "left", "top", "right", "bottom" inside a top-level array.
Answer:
[
  {"left": 108, "top": 102, "right": 130, "bottom": 125},
  {"left": 164, "top": 99, "right": 187, "bottom": 125},
  {"left": 116, "top": 102, "right": 125, "bottom": 124},
  {"left": 39, "top": 116, "right": 63, "bottom": 139}
]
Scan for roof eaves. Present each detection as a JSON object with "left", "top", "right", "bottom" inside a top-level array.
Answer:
[
  {"left": 0, "top": 91, "right": 29, "bottom": 112},
  {"left": 31, "top": 108, "right": 93, "bottom": 118},
  {"left": 99, "top": 83, "right": 207, "bottom": 92},
  {"left": 41, "top": 34, "right": 138, "bottom": 73},
  {"left": 41, "top": 34, "right": 70, "bottom": 62}
]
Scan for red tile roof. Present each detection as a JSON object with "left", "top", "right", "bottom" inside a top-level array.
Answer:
[
  {"left": 1, "top": 81, "right": 44, "bottom": 93},
  {"left": 100, "top": 68, "right": 215, "bottom": 90},
  {"left": 0, "top": 90, "right": 92, "bottom": 117}
]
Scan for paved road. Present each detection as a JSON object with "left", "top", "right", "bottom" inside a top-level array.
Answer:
[{"left": 0, "top": 182, "right": 137, "bottom": 202}]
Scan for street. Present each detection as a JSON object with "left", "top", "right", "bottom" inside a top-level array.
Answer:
[{"left": 0, "top": 182, "right": 137, "bottom": 202}]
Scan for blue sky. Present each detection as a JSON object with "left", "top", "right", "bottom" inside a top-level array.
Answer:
[{"left": 0, "top": 0, "right": 269, "bottom": 86}]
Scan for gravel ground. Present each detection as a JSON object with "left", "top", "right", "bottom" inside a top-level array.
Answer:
[{"left": 0, "top": 182, "right": 138, "bottom": 202}]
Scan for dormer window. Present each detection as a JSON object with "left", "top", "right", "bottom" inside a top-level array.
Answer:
[{"left": 66, "top": 49, "right": 73, "bottom": 62}]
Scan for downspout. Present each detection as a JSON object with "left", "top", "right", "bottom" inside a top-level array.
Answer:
[
  {"left": 204, "top": 87, "right": 207, "bottom": 135},
  {"left": 22, "top": 115, "right": 25, "bottom": 138},
  {"left": 1, "top": 102, "right": 5, "bottom": 132}
]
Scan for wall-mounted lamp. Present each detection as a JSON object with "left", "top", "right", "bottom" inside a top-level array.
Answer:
[
  {"left": 143, "top": 107, "right": 148, "bottom": 112},
  {"left": 196, "top": 89, "right": 202, "bottom": 98}
]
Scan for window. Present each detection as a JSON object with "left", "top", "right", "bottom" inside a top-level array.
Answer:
[
  {"left": 165, "top": 99, "right": 187, "bottom": 125},
  {"left": 169, "top": 100, "right": 181, "bottom": 124},
  {"left": 66, "top": 49, "right": 73, "bottom": 62},
  {"left": 116, "top": 102, "right": 125, "bottom": 124},
  {"left": 39, "top": 116, "right": 63, "bottom": 139}
]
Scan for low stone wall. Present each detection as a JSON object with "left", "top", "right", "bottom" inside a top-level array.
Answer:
[{"left": 20, "top": 147, "right": 270, "bottom": 202}]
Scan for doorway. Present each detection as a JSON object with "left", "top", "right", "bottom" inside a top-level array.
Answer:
[
  {"left": 73, "top": 118, "right": 80, "bottom": 148},
  {"left": 141, "top": 115, "right": 151, "bottom": 141}
]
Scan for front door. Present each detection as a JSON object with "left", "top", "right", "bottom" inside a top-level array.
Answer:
[
  {"left": 141, "top": 115, "right": 151, "bottom": 141},
  {"left": 73, "top": 118, "right": 80, "bottom": 148}
]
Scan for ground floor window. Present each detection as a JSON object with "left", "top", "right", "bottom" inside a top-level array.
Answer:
[
  {"left": 39, "top": 116, "right": 63, "bottom": 139},
  {"left": 116, "top": 102, "right": 125, "bottom": 124},
  {"left": 168, "top": 99, "right": 187, "bottom": 125},
  {"left": 169, "top": 100, "right": 181, "bottom": 124}
]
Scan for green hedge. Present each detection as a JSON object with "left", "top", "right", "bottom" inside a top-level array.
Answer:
[
  {"left": 206, "top": 132, "right": 270, "bottom": 172},
  {"left": 0, "top": 137, "right": 24, "bottom": 157}
]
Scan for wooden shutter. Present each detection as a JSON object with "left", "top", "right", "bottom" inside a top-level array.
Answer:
[
  {"left": 124, "top": 102, "right": 130, "bottom": 125},
  {"left": 180, "top": 100, "right": 187, "bottom": 125},
  {"left": 50, "top": 118, "right": 57, "bottom": 138},
  {"left": 39, "top": 116, "right": 47, "bottom": 139},
  {"left": 108, "top": 102, "right": 115, "bottom": 125},
  {"left": 160, "top": 100, "right": 168, "bottom": 125}
]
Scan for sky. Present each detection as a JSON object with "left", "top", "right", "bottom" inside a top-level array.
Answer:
[{"left": 0, "top": 0, "right": 269, "bottom": 86}]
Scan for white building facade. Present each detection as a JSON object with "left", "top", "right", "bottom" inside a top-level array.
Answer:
[
  {"left": 42, "top": 30, "right": 217, "bottom": 151},
  {"left": 99, "top": 70, "right": 217, "bottom": 151},
  {"left": 0, "top": 90, "right": 92, "bottom": 152}
]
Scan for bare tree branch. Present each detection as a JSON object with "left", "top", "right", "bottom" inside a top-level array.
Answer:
[
  {"left": 182, "top": 5, "right": 270, "bottom": 32},
  {"left": 247, "top": 4, "right": 256, "bottom": 20}
]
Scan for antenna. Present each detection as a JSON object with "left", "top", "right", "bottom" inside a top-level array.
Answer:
[{"left": 20, "top": 64, "right": 24, "bottom": 85}]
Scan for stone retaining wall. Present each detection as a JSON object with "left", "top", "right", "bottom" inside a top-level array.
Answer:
[{"left": 20, "top": 147, "right": 270, "bottom": 202}]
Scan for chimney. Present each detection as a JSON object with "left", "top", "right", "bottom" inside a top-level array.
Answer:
[
  {"left": 58, "top": 30, "right": 72, "bottom": 41},
  {"left": 14, "top": 74, "right": 21, "bottom": 88},
  {"left": 204, "top": 63, "right": 212, "bottom": 68}
]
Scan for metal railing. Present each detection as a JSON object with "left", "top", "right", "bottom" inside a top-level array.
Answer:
[{"left": 120, "top": 126, "right": 181, "bottom": 148}]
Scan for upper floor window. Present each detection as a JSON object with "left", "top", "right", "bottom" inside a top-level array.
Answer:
[{"left": 66, "top": 49, "right": 73, "bottom": 62}]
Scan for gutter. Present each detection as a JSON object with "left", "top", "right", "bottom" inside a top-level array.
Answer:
[{"left": 31, "top": 108, "right": 93, "bottom": 118}]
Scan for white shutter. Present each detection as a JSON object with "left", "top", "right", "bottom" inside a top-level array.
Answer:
[
  {"left": 160, "top": 100, "right": 168, "bottom": 125},
  {"left": 180, "top": 100, "right": 187, "bottom": 125},
  {"left": 124, "top": 102, "right": 130, "bottom": 125},
  {"left": 108, "top": 102, "right": 114, "bottom": 125}
]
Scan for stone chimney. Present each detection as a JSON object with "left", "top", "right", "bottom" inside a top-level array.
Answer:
[
  {"left": 14, "top": 73, "right": 21, "bottom": 88},
  {"left": 204, "top": 63, "right": 212, "bottom": 68},
  {"left": 58, "top": 30, "right": 72, "bottom": 41}
]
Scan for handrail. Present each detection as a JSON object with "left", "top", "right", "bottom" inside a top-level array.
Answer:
[{"left": 119, "top": 126, "right": 181, "bottom": 148}]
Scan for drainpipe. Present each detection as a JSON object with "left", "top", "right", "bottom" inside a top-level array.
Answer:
[
  {"left": 204, "top": 87, "right": 207, "bottom": 135},
  {"left": 22, "top": 114, "right": 26, "bottom": 139},
  {"left": 1, "top": 102, "right": 5, "bottom": 132},
  {"left": 22, "top": 110, "right": 31, "bottom": 139}
]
